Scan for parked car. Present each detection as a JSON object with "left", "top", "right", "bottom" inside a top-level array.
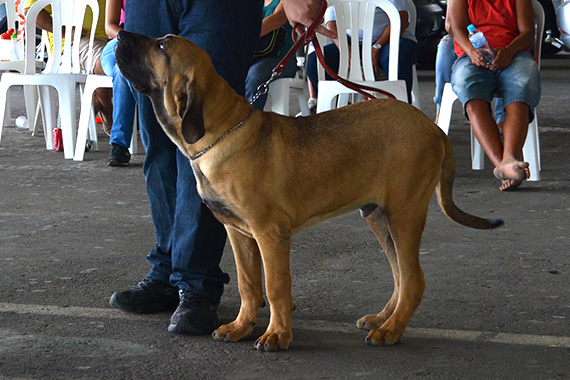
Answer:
[{"left": 414, "top": 0, "right": 446, "bottom": 68}]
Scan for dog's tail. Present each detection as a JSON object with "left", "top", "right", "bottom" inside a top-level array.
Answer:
[{"left": 436, "top": 134, "right": 504, "bottom": 229}]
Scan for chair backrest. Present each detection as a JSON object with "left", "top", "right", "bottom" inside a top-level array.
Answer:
[
  {"left": 532, "top": 0, "right": 544, "bottom": 68},
  {"left": 24, "top": 0, "right": 98, "bottom": 75},
  {"left": 316, "top": 0, "right": 401, "bottom": 83},
  {"left": 0, "top": 0, "right": 17, "bottom": 32}
]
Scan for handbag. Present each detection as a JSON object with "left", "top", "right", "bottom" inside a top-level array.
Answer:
[{"left": 253, "top": 26, "right": 287, "bottom": 58}]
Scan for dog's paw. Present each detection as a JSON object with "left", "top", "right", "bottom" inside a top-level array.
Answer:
[
  {"left": 365, "top": 327, "right": 403, "bottom": 346},
  {"left": 254, "top": 331, "right": 292, "bottom": 352},
  {"left": 212, "top": 320, "right": 255, "bottom": 342},
  {"left": 356, "top": 314, "right": 384, "bottom": 330}
]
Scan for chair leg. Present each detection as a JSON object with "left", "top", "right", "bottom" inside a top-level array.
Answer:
[
  {"left": 129, "top": 106, "right": 138, "bottom": 154},
  {"left": 294, "top": 88, "right": 310, "bottom": 116},
  {"left": 411, "top": 65, "right": 421, "bottom": 110},
  {"left": 23, "top": 85, "right": 38, "bottom": 132},
  {"left": 470, "top": 129, "right": 485, "bottom": 170},
  {"left": 38, "top": 85, "right": 56, "bottom": 150},
  {"left": 523, "top": 115, "right": 541, "bottom": 181},
  {"left": 436, "top": 83, "right": 457, "bottom": 135},
  {"left": 57, "top": 82, "right": 78, "bottom": 159},
  {"left": 0, "top": 82, "right": 10, "bottom": 145},
  {"left": 4, "top": 89, "right": 11, "bottom": 126},
  {"left": 74, "top": 82, "right": 96, "bottom": 161}
]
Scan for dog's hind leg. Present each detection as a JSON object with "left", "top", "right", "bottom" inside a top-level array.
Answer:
[
  {"left": 357, "top": 207, "right": 400, "bottom": 331},
  {"left": 212, "top": 227, "right": 265, "bottom": 343},
  {"left": 365, "top": 204, "right": 428, "bottom": 346}
]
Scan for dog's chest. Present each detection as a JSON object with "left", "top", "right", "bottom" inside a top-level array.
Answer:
[{"left": 193, "top": 164, "right": 245, "bottom": 226}]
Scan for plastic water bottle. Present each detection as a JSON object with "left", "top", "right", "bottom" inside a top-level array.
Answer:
[
  {"left": 10, "top": 33, "right": 20, "bottom": 61},
  {"left": 467, "top": 24, "right": 495, "bottom": 66}
]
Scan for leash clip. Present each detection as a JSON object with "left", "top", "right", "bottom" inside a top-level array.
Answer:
[{"left": 250, "top": 70, "right": 280, "bottom": 106}]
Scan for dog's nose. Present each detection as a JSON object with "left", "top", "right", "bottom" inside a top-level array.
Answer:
[{"left": 117, "top": 30, "right": 126, "bottom": 43}]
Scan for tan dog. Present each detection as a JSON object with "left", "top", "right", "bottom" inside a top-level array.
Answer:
[{"left": 115, "top": 31, "right": 503, "bottom": 352}]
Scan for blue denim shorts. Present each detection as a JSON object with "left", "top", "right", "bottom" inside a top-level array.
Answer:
[{"left": 451, "top": 51, "right": 541, "bottom": 121}]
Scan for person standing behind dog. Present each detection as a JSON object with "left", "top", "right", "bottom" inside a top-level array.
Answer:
[
  {"left": 109, "top": 0, "right": 335, "bottom": 336},
  {"left": 99, "top": 0, "right": 135, "bottom": 166},
  {"left": 448, "top": 0, "right": 540, "bottom": 191},
  {"left": 109, "top": 0, "right": 264, "bottom": 335},
  {"left": 246, "top": 0, "right": 298, "bottom": 110}
]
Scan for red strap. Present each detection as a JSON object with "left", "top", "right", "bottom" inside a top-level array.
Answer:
[{"left": 274, "top": 0, "right": 397, "bottom": 101}]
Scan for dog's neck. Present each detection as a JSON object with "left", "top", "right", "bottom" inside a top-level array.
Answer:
[
  {"left": 190, "top": 76, "right": 253, "bottom": 160},
  {"left": 190, "top": 110, "right": 253, "bottom": 161}
]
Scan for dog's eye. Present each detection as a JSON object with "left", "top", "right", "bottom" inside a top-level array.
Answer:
[{"left": 157, "top": 40, "right": 166, "bottom": 50}]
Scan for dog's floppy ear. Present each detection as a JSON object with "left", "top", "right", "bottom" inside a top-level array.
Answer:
[{"left": 176, "top": 79, "right": 205, "bottom": 144}]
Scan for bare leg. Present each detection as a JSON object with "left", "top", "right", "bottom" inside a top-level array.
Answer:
[
  {"left": 466, "top": 99, "right": 530, "bottom": 190},
  {"left": 494, "top": 102, "right": 530, "bottom": 190},
  {"left": 93, "top": 58, "right": 113, "bottom": 135}
]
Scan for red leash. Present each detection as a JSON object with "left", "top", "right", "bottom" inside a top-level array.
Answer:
[{"left": 272, "top": 0, "right": 397, "bottom": 101}]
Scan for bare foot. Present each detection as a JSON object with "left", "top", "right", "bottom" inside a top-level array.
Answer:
[
  {"left": 500, "top": 179, "right": 523, "bottom": 191},
  {"left": 493, "top": 158, "right": 530, "bottom": 182}
]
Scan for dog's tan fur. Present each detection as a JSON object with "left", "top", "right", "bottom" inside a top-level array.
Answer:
[{"left": 116, "top": 32, "right": 503, "bottom": 351}]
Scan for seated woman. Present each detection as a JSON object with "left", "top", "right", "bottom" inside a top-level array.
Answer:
[
  {"left": 449, "top": 0, "right": 541, "bottom": 191},
  {"left": 246, "top": 0, "right": 298, "bottom": 110},
  {"left": 434, "top": 6, "right": 505, "bottom": 125},
  {"left": 306, "top": 0, "right": 418, "bottom": 105}
]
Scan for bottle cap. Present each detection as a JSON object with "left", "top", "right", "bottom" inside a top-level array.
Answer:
[{"left": 467, "top": 24, "right": 476, "bottom": 32}]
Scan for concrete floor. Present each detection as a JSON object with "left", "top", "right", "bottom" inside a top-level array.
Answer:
[{"left": 0, "top": 54, "right": 569, "bottom": 380}]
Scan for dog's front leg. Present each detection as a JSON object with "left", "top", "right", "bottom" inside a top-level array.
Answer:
[
  {"left": 254, "top": 234, "right": 294, "bottom": 352},
  {"left": 213, "top": 227, "right": 264, "bottom": 342}
]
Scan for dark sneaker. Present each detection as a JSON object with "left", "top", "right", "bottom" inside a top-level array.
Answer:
[
  {"left": 108, "top": 143, "right": 131, "bottom": 167},
  {"left": 168, "top": 290, "right": 219, "bottom": 335},
  {"left": 109, "top": 278, "right": 179, "bottom": 314}
]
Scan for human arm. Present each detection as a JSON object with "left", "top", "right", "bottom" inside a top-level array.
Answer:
[
  {"left": 105, "top": 0, "right": 123, "bottom": 39},
  {"left": 491, "top": 0, "right": 534, "bottom": 70},
  {"left": 24, "top": 5, "right": 87, "bottom": 37},
  {"left": 371, "top": 11, "right": 409, "bottom": 77},
  {"left": 24, "top": 6, "right": 53, "bottom": 32},
  {"left": 448, "top": 0, "right": 487, "bottom": 67},
  {"left": 281, "top": 0, "right": 336, "bottom": 39}
]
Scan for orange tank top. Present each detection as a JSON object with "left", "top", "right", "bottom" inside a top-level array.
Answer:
[{"left": 454, "top": 0, "right": 519, "bottom": 57}]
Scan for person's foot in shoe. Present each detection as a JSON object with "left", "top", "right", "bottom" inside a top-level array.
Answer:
[
  {"left": 110, "top": 278, "right": 179, "bottom": 314},
  {"left": 168, "top": 290, "right": 219, "bottom": 335},
  {"left": 108, "top": 143, "right": 131, "bottom": 167}
]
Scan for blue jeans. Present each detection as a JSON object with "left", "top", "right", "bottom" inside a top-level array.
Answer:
[
  {"left": 451, "top": 51, "right": 541, "bottom": 123},
  {"left": 100, "top": 38, "right": 136, "bottom": 149},
  {"left": 246, "top": 56, "right": 298, "bottom": 110},
  {"left": 125, "top": 0, "right": 263, "bottom": 304},
  {"left": 306, "top": 38, "right": 418, "bottom": 103},
  {"left": 434, "top": 34, "right": 456, "bottom": 111}
]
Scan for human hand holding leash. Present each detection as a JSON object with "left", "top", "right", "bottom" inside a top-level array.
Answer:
[{"left": 282, "top": 0, "right": 336, "bottom": 40}]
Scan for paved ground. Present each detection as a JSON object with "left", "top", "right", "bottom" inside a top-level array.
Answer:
[{"left": 1, "top": 54, "right": 569, "bottom": 380}]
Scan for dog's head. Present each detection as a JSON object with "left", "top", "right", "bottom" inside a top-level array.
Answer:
[{"left": 115, "top": 31, "right": 212, "bottom": 146}]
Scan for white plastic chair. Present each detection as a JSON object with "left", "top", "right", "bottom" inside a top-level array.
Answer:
[
  {"left": 0, "top": 0, "right": 45, "bottom": 130},
  {"left": 315, "top": 0, "right": 408, "bottom": 113},
  {"left": 0, "top": 0, "right": 99, "bottom": 158},
  {"left": 436, "top": 0, "right": 543, "bottom": 181},
  {"left": 264, "top": 60, "right": 311, "bottom": 116},
  {"left": 263, "top": 46, "right": 311, "bottom": 116},
  {"left": 74, "top": 74, "right": 139, "bottom": 161}
]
